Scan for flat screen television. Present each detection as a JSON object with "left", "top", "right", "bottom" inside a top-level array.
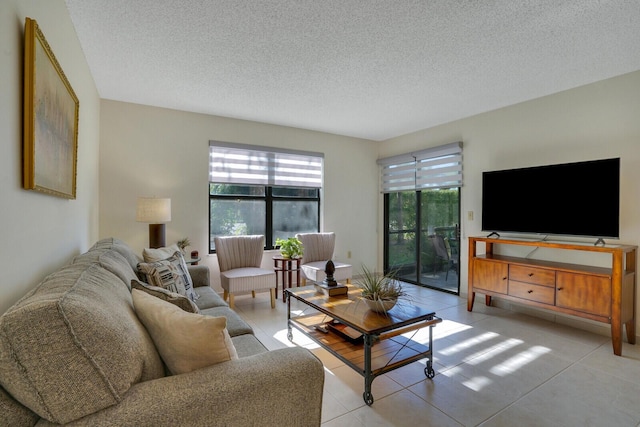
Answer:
[{"left": 481, "top": 158, "right": 620, "bottom": 239}]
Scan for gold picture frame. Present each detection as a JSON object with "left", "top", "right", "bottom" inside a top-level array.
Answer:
[{"left": 23, "top": 17, "right": 79, "bottom": 199}]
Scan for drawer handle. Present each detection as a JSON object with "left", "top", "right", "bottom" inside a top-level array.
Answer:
[
  {"left": 528, "top": 273, "right": 534, "bottom": 277},
  {"left": 527, "top": 290, "right": 533, "bottom": 294},
  {"left": 557, "top": 287, "right": 563, "bottom": 291},
  {"left": 502, "top": 277, "right": 507, "bottom": 281}
]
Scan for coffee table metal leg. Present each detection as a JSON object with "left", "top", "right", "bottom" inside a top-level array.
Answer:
[
  {"left": 286, "top": 292, "right": 293, "bottom": 341},
  {"left": 425, "top": 324, "right": 435, "bottom": 378},
  {"left": 363, "top": 334, "right": 374, "bottom": 406}
]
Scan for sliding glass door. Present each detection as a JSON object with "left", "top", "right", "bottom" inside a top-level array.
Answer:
[
  {"left": 386, "top": 192, "right": 417, "bottom": 282},
  {"left": 385, "top": 188, "right": 460, "bottom": 294}
]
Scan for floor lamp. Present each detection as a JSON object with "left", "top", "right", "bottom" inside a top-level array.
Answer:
[{"left": 136, "top": 197, "right": 171, "bottom": 248}]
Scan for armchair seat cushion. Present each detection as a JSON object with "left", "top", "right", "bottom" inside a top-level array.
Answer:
[
  {"left": 301, "top": 261, "right": 352, "bottom": 283},
  {"left": 221, "top": 267, "right": 276, "bottom": 293}
]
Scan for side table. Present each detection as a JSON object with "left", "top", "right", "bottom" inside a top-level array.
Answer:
[{"left": 273, "top": 256, "right": 301, "bottom": 302}]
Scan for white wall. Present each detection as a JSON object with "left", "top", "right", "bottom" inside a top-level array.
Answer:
[
  {"left": 379, "top": 70, "right": 640, "bottom": 336},
  {"left": 0, "top": 0, "right": 100, "bottom": 314},
  {"left": 99, "top": 100, "right": 379, "bottom": 291}
]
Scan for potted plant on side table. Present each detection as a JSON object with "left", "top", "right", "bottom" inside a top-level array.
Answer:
[{"left": 275, "top": 237, "right": 304, "bottom": 259}]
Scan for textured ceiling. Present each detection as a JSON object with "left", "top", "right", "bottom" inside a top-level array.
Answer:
[{"left": 64, "top": 0, "right": 640, "bottom": 141}]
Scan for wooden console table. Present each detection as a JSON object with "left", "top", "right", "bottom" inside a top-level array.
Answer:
[{"left": 468, "top": 236, "right": 637, "bottom": 356}]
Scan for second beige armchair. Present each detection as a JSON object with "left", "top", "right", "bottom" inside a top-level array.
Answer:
[
  {"left": 296, "top": 232, "right": 352, "bottom": 286},
  {"left": 214, "top": 235, "right": 276, "bottom": 309}
]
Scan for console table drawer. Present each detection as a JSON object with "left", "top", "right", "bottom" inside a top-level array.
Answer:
[
  {"left": 509, "top": 265, "right": 555, "bottom": 287},
  {"left": 509, "top": 280, "right": 555, "bottom": 305}
]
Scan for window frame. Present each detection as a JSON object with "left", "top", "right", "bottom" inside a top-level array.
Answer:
[
  {"left": 208, "top": 185, "right": 321, "bottom": 254},
  {"left": 208, "top": 142, "right": 324, "bottom": 253}
]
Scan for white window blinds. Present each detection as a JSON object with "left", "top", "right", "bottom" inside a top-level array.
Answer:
[
  {"left": 209, "top": 141, "right": 323, "bottom": 188},
  {"left": 377, "top": 141, "right": 462, "bottom": 193}
]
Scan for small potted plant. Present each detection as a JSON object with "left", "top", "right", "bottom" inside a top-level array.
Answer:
[
  {"left": 275, "top": 237, "right": 304, "bottom": 259},
  {"left": 355, "top": 265, "right": 408, "bottom": 314},
  {"left": 177, "top": 237, "right": 191, "bottom": 254}
]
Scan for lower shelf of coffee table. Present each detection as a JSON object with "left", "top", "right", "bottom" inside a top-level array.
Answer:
[{"left": 290, "top": 313, "right": 432, "bottom": 375}]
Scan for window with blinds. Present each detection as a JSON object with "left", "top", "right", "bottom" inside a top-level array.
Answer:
[
  {"left": 209, "top": 142, "right": 323, "bottom": 188},
  {"left": 379, "top": 141, "right": 463, "bottom": 295},
  {"left": 377, "top": 141, "right": 463, "bottom": 192},
  {"left": 208, "top": 141, "right": 323, "bottom": 252}
]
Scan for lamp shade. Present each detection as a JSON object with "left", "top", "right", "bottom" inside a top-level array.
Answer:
[{"left": 136, "top": 197, "right": 171, "bottom": 223}]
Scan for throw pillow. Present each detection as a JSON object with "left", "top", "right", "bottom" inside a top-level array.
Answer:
[
  {"left": 131, "top": 279, "right": 200, "bottom": 313},
  {"left": 142, "top": 244, "right": 181, "bottom": 263},
  {"left": 132, "top": 289, "right": 238, "bottom": 375},
  {"left": 137, "top": 251, "right": 198, "bottom": 302}
]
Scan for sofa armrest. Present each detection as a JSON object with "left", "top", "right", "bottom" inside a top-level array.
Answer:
[
  {"left": 187, "top": 265, "right": 210, "bottom": 288},
  {"left": 39, "top": 347, "right": 324, "bottom": 427}
]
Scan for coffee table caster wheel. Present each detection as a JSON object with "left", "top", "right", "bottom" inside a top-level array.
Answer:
[
  {"left": 287, "top": 330, "right": 293, "bottom": 341},
  {"left": 363, "top": 391, "right": 374, "bottom": 406},
  {"left": 425, "top": 361, "right": 435, "bottom": 379}
]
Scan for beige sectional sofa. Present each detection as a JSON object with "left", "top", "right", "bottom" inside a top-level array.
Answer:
[{"left": 0, "top": 238, "right": 324, "bottom": 426}]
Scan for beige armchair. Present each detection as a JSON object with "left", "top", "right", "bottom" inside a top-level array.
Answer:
[
  {"left": 296, "top": 232, "right": 352, "bottom": 285},
  {"left": 214, "top": 235, "right": 276, "bottom": 309}
]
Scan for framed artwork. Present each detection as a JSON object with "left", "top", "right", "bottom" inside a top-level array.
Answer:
[{"left": 23, "top": 17, "right": 79, "bottom": 199}]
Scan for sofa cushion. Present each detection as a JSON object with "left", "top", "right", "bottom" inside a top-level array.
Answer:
[
  {"left": 142, "top": 244, "right": 181, "bottom": 262},
  {"left": 200, "top": 306, "right": 253, "bottom": 337},
  {"left": 0, "top": 385, "right": 38, "bottom": 427},
  {"left": 90, "top": 237, "right": 143, "bottom": 274},
  {"left": 138, "top": 251, "right": 198, "bottom": 302},
  {"left": 97, "top": 250, "right": 140, "bottom": 290},
  {"left": 131, "top": 279, "right": 200, "bottom": 313},
  {"left": 230, "top": 334, "right": 268, "bottom": 358},
  {"left": 132, "top": 289, "right": 238, "bottom": 375},
  {"left": 0, "top": 263, "right": 164, "bottom": 424},
  {"left": 194, "top": 285, "right": 228, "bottom": 310}
]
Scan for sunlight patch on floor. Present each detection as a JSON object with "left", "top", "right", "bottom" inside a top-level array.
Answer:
[
  {"left": 439, "top": 331, "right": 500, "bottom": 356},
  {"left": 465, "top": 338, "right": 523, "bottom": 365},
  {"left": 455, "top": 342, "right": 552, "bottom": 392},
  {"left": 489, "top": 345, "right": 551, "bottom": 376},
  {"left": 462, "top": 375, "right": 492, "bottom": 392},
  {"left": 442, "top": 365, "right": 462, "bottom": 377},
  {"left": 273, "top": 327, "right": 321, "bottom": 349},
  {"left": 435, "top": 325, "right": 552, "bottom": 392}
]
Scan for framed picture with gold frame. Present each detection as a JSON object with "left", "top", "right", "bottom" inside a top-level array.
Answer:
[{"left": 23, "top": 17, "right": 79, "bottom": 199}]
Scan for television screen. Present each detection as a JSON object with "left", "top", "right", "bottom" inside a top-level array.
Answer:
[{"left": 481, "top": 158, "right": 620, "bottom": 239}]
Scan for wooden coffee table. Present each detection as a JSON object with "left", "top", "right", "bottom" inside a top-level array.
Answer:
[{"left": 285, "top": 285, "right": 441, "bottom": 405}]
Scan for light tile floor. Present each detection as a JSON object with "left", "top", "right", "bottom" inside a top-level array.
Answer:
[{"left": 231, "top": 284, "right": 640, "bottom": 427}]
